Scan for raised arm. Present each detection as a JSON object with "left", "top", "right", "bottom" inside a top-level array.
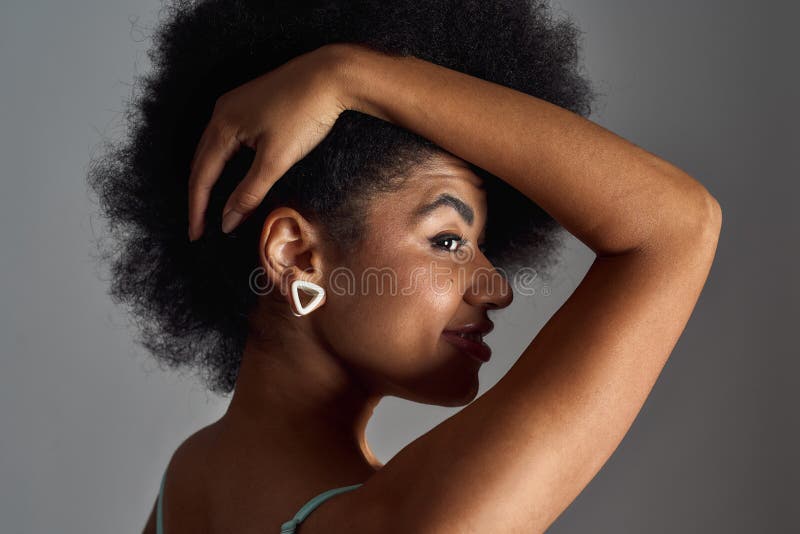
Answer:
[
  {"left": 333, "top": 42, "right": 718, "bottom": 256},
  {"left": 297, "top": 43, "right": 722, "bottom": 533}
]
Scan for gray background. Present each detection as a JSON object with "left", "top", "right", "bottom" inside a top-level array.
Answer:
[{"left": 1, "top": 0, "right": 797, "bottom": 532}]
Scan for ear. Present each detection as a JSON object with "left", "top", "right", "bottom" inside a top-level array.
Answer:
[{"left": 258, "top": 207, "right": 328, "bottom": 304}]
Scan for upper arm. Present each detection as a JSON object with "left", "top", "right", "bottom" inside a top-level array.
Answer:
[{"left": 306, "top": 193, "right": 722, "bottom": 533}]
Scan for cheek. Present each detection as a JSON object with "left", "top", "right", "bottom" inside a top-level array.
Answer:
[
  {"left": 323, "top": 263, "right": 461, "bottom": 368},
  {"left": 319, "top": 261, "right": 481, "bottom": 404}
]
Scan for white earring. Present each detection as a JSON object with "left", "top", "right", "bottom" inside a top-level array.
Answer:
[{"left": 289, "top": 279, "right": 326, "bottom": 317}]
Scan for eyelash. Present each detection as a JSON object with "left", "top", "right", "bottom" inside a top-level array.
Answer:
[
  {"left": 431, "top": 233, "right": 488, "bottom": 254},
  {"left": 431, "top": 232, "right": 466, "bottom": 253}
]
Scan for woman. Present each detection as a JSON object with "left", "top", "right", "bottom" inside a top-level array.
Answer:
[{"left": 88, "top": 1, "right": 721, "bottom": 532}]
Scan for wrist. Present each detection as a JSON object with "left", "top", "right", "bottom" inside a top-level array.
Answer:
[{"left": 323, "top": 42, "right": 390, "bottom": 122}]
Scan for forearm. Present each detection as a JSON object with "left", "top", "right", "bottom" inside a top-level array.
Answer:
[{"left": 329, "top": 42, "right": 717, "bottom": 256}]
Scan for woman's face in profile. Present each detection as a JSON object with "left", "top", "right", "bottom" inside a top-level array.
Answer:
[{"left": 318, "top": 151, "right": 513, "bottom": 406}]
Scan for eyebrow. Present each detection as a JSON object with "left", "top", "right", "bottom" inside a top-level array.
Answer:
[{"left": 411, "top": 192, "right": 475, "bottom": 226}]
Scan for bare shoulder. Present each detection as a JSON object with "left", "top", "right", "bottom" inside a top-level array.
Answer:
[{"left": 140, "top": 423, "right": 221, "bottom": 534}]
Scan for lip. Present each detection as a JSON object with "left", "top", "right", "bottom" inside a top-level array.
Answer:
[
  {"left": 441, "top": 331, "right": 492, "bottom": 363},
  {"left": 444, "top": 320, "right": 494, "bottom": 335}
]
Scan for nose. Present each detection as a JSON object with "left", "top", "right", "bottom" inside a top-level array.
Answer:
[{"left": 464, "top": 262, "right": 514, "bottom": 310}]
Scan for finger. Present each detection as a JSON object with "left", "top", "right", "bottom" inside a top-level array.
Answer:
[
  {"left": 187, "top": 125, "right": 219, "bottom": 240},
  {"left": 188, "top": 122, "right": 239, "bottom": 241},
  {"left": 221, "top": 138, "right": 286, "bottom": 234}
]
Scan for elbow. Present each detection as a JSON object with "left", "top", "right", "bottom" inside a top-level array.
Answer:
[
  {"left": 689, "top": 187, "right": 723, "bottom": 247},
  {"left": 640, "top": 182, "right": 722, "bottom": 257},
  {"left": 706, "top": 193, "right": 723, "bottom": 237}
]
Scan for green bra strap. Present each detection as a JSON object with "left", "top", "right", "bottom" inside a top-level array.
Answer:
[
  {"left": 279, "top": 483, "right": 363, "bottom": 534},
  {"left": 156, "top": 470, "right": 166, "bottom": 534},
  {"left": 159, "top": 470, "right": 361, "bottom": 533}
]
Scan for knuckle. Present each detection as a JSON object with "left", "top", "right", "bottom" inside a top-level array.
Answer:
[
  {"left": 189, "top": 181, "right": 212, "bottom": 195},
  {"left": 210, "top": 121, "right": 237, "bottom": 147},
  {"left": 265, "top": 147, "right": 291, "bottom": 175},
  {"left": 258, "top": 155, "right": 281, "bottom": 178},
  {"left": 233, "top": 190, "right": 261, "bottom": 211},
  {"left": 213, "top": 92, "right": 231, "bottom": 112}
]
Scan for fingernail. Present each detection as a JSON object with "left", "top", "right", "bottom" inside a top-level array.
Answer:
[{"left": 221, "top": 210, "right": 242, "bottom": 233}]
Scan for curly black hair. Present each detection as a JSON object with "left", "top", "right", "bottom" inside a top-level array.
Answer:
[{"left": 87, "top": 0, "right": 597, "bottom": 395}]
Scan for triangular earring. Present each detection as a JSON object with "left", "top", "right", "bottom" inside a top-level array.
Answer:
[{"left": 289, "top": 279, "right": 326, "bottom": 317}]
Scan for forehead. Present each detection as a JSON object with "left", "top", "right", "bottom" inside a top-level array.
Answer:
[
  {"left": 365, "top": 152, "right": 488, "bottom": 230},
  {"left": 396, "top": 153, "right": 485, "bottom": 202},
  {"left": 414, "top": 152, "right": 484, "bottom": 187}
]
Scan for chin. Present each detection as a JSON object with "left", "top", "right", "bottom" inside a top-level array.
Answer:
[
  {"left": 439, "top": 380, "right": 481, "bottom": 407},
  {"left": 390, "top": 369, "right": 481, "bottom": 407}
]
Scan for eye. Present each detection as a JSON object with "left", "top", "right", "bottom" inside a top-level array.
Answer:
[{"left": 431, "top": 232, "right": 467, "bottom": 253}]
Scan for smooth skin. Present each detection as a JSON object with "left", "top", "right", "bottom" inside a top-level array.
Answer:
[{"left": 146, "top": 43, "right": 721, "bottom": 533}]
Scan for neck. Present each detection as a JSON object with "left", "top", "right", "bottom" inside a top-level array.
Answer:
[{"left": 221, "top": 311, "right": 384, "bottom": 473}]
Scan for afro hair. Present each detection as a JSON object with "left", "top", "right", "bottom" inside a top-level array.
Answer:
[{"left": 87, "top": 0, "right": 597, "bottom": 394}]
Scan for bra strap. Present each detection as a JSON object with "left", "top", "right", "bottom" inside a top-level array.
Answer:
[
  {"left": 280, "top": 483, "right": 363, "bottom": 534},
  {"left": 156, "top": 469, "right": 166, "bottom": 534}
]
